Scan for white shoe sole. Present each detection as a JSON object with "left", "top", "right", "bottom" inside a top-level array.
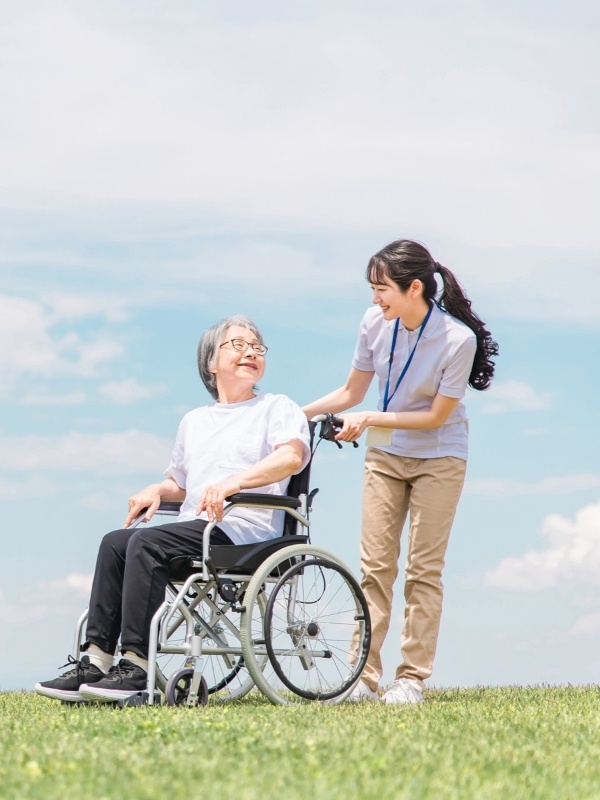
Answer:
[
  {"left": 346, "top": 680, "right": 379, "bottom": 702},
  {"left": 79, "top": 683, "right": 143, "bottom": 702},
  {"left": 34, "top": 684, "right": 86, "bottom": 703},
  {"left": 381, "top": 689, "right": 423, "bottom": 704}
]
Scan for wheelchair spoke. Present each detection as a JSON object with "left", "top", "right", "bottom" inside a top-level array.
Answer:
[
  {"left": 262, "top": 555, "right": 370, "bottom": 701},
  {"left": 156, "top": 582, "right": 266, "bottom": 702}
]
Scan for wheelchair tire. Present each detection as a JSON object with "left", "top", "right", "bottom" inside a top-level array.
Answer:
[
  {"left": 156, "top": 585, "right": 266, "bottom": 702},
  {"left": 165, "top": 668, "right": 208, "bottom": 707},
  {"left": 239, "top": 545, "right": 371, "bottom": 705}
]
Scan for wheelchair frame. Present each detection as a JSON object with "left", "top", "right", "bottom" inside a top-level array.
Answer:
[{"left": 72, "top": 415, "right": 371, "bottom": 706}]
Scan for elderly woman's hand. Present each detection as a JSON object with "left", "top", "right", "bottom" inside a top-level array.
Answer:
[
  {"left": 124, "top": 484, "right": 163, "bottom": 527},
  {"left": 123, "top": 477, "right": 185, "bottom": 528},
  {"left": 196, "top": 478, "right": 243, "bottom": 523}
]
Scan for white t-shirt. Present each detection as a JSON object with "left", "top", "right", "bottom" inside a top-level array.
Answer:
[
  {"left": 165, "top": 393, "right": 311, "bottom": 544},
  {"left": 352, "top": 303, "right": 477, "bottom": 459}
]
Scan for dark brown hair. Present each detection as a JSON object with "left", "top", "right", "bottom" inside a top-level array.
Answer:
[{"left": 366, "top": 239, "right": 498, "bottom": 390}]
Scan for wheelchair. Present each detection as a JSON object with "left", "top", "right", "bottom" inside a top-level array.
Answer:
[{"left": 72, "top": 415, "right": 371, "bottom": 706}]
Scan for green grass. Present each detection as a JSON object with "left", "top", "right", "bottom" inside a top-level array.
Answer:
[{"left": 2, "top": 687, "right": 600, "bottom": 799}]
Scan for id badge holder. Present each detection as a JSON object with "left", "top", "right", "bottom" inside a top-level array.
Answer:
[{"left": 366, "top": 427, "right": 393, "bottom": 447}]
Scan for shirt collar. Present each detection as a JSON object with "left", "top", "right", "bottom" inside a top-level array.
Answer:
[{"left": 396, "top": 301, "right": 445, "bottom": 339}]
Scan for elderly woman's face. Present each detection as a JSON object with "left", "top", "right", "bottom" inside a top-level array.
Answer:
[{"left": 215, "top": 325, "right": 266, "bottom": 386}]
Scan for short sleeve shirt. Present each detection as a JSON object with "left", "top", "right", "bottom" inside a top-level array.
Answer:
[
  {"left": 352, "top": 303, "right": 477, "bottom": 459},
  {"left": 165, "top": 393, "right": 311, "bottom": 544}
]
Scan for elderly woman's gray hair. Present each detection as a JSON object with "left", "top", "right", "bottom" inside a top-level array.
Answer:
[{"left": 197, "top": 315, "right": 265, "bottom": 400}]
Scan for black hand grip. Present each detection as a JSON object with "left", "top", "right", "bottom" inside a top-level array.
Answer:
[
  {"left": 318, "top": 414, "right": 341, "bottom": 443},
  {"left": 318, "top": 413, "right": 359, "bottom": 448}
]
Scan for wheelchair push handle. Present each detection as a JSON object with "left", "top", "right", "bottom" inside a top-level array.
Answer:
[{"left": 314, "top": 413, "right": 359, "bottom": 449}]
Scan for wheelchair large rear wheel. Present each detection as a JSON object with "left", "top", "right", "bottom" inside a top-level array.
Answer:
[
  {"left": 239, "top": 545, "right": 370, "bottom": 705},
  {"left": 199, "top": 587, "right": 268, "bottom": 701}
]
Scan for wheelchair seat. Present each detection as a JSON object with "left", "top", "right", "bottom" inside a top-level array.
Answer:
[{"left": 167, "top": 534, "right": 311, "bottom": 580}]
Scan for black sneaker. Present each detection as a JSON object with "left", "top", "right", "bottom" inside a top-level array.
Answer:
[
  {"left": 79, "top": 658, "right": 147, "bottom": 702},
  {"left": 34, "top": 655, "right": 106, "bottom": 702}
]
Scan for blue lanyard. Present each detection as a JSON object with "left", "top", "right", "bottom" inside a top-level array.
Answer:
[{"left": 383, "top": 303, "right": 433, "bottom": 412}]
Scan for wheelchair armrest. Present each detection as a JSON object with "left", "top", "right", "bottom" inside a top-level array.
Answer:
[
  {"left": 157, "top": 501, "right": 183, "bottom": 513},
  {"left": 225, "top": 492, "right": 301, "bottom": 509}
]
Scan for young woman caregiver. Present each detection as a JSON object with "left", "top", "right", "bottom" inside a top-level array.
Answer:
[{"left": 303, "top": 239, "right": 498, "bottom": 704}]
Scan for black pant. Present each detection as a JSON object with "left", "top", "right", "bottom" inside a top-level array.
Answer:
[{"left": 84, "top": 519, "right": 233, "bottom": 659}]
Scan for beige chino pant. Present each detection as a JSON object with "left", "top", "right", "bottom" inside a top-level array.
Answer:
[{"left": 359, "top": 447, "right": 466, "bottom": 690}]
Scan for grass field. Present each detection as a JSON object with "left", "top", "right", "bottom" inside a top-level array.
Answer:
[{"left": 2, "top": 686, "right": 600, "bottom": 799}]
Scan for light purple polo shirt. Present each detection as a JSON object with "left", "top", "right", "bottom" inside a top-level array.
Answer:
[{"left": 352, "top": 303, "right": 477, "bottom": 459}]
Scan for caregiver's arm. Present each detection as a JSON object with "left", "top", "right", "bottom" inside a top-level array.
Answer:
[
  {"left": 334, "top": 394, "right": 460, "bottom": 442},
  {"left": 302, "top": 367, "right": 374, "bottom": 419}
]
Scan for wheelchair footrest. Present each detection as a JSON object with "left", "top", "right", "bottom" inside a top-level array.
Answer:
[{"left": 117, "top": 691, "right": 162, "bottom": 708}]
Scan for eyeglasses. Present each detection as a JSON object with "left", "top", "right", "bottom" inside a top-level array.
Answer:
[{"left": 220, "top": 338, "right": 268, "bottom": 355}]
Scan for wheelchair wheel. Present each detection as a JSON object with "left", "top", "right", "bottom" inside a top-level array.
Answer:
[
  {"left": 165, "top": 667, "right": 208, "bottom": 707},
  {"left": 156, "top": 584, "right": 266, "bottom": 702},
  {"left": 240, "top": 545, "right": 370, "bottom": 705},
  {"left": 198, "top": 588, "right": 268, "bottom": 701}
]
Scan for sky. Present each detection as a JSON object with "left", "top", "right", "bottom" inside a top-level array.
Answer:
[{"left": 1, "top": 0, "right": 599, "bottom": 691}]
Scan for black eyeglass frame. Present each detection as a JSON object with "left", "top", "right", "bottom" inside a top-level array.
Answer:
[{"left": 219, "top": 338, "right": 269, "bottom": 355}]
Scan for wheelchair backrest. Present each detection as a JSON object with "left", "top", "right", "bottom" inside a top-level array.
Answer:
[{"left": 281, "top": 420, "right": 317, "bottom": 536}]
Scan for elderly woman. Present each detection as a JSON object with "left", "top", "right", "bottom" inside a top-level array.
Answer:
[{"left": 36, "top": 315, "right": 310, "bottom": 703}]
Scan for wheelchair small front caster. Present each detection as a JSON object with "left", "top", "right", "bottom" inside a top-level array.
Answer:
[{"left": 165, "top": 668, "right": 209, "bottom": 707}]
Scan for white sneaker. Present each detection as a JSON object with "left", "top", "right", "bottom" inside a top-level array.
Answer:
[
  {"left": 346, "top": 679, "right": 379, "bottom": 702},
  {"left": 381, "top": 678, "right": 423, "bottom": 705}
]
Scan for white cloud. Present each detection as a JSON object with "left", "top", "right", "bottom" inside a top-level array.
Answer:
[
  {"left": 0, "top": 2, "right": 599, "bottom": 250},
  {"left": 100, "top": 379, "right": 168, "bottom": 405},
  {"left": 569, "top": 613, "right": 600, "bottom": 638},
  {"left": 2, "top": 429, "right": 172, "bottom": 473},
  {"left": 46, "top": 292, "right": 130, "bottom": 324},
  {"left": 0, "top": 293, "right": 124, "bottom": 381},
  {"left": 0, "top": 474, "right": 55, "bottom": 500},
  {"left": 481, "top": 380, "right": 553, "bottom": 414},
  {"left": 0, "top": 588, "right": 50, "bottom": 627},
  {"left": 45, "top": 572, "right": 93, "bottom": 599},
  {"left": 484, "top": 499, "right": 600, "bottom": 593},
  {"left": 0, "top": 294, "right": 70, "bottom": 378},
  {"left": 0, "top": 573, "right": 92, "bottom": 630},
  {"left": 466, "top": 474, "right": 600, "bottom": 497},
  {"left": 0, "top": 6, "right": 598, "bottom": 331},
  {"left": 75, "top": 335, "right": 124, "bottom": 376},
  {"left": 80, "top": 491, "right": 120, "bottom": 511},
  {"left": 23, "top": 391, "right": 86, "bottom": 405}
]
